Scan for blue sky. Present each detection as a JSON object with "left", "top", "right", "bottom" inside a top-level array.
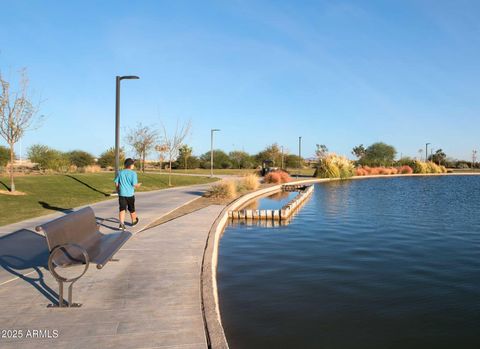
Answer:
[{"left": 1, "top": 0, "right": 479, "bottom": 160}]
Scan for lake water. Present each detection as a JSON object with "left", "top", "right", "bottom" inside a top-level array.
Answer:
[
  {"left": 218, "top": 176, "right": 480, "bottom": 349},
  {"left": 241, "top": 191, "right": 298, "bottom": 210}
]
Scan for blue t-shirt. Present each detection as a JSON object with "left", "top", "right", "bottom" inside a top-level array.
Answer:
[{"left": 114, "top": 169, "right": 138, "bottom": 197}]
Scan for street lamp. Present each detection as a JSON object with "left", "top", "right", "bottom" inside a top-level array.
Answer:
[
  {"left": 115, "top": 75, "right": 140, "bottom": 177},
  {"left": 281, "top": 146, "right": 284, "bottom": 170},
  {"left": 298, "top": 136, "right": 302, "bottom": 178},
  {"left": 210, "top": 129, "right": 220, "bottom": 177},
  {"left": 425, "top": 143, "right": 430, "bottom": 162}
]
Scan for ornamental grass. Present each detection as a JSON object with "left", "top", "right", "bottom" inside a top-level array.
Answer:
[
  {"left": 314, "top": 154, "right": 354, "bottom": 179},
  {"left": 264, "top": 170, "right": 292, "bottom": 184},
  {"left": 204, "top": 180, "right": 237, "bottom": 199}
]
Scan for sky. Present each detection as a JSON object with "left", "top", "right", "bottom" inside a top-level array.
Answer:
[{"left": 1, "top": 0, "right": 479, "bottom": 160}]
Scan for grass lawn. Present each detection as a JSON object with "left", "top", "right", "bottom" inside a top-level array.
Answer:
[
  {"left": 0, "top": 172, "right": 216, "bottom": 226},
  {"left": 164, "top": 168, "right": 316, "bottom": 176},
  {"left": 168, "top": 168, "right": 257, "bottom": 176}
]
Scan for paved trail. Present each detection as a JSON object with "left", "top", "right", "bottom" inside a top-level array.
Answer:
[{"left": 0, "top": 183, "right": 225, "bottom": 349}]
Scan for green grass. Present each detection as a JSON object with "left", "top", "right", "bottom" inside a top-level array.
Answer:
[
  {"left": 0, "top": 172, "right": 216, "bottom": 226},
  {"left": 286, "top": 168, "right": 316, "bottom": 176},
  {"left": 164, "top": 167, "right": 316, "bottom": 176},
  {"left": 449, "top": 168, "right": 480, "bottom": 173},
  {"left": 166, "top": 168, "right": 257, "bottom": 176}
]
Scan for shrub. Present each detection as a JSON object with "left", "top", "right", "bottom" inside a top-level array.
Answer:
[
  {"left": 98, "top": 147, "right": 125, "bottom": 168},
  {"left": 78, "top": 165, "right": 102, "bottom": 173},
  {"left": 356, "top": 165, "right": 413, "bottom": 176},
  {"left": 67, "top": 150, "right": 95, "bottom": 167},
  {"left": 0, "top": 145, "right": 9, "bottom": 168},
  {"left": 28, "top": 144, "right": 70, "bottom": 172},
  {"left": 204, "top": 180, "right": 237, "bottom": 199},
  {"left": 413, "top": 160, "right": 428, "bottom": 174},
  {"left": 399, "top": 165, "right": 413, "bottom": 174},
  {"left": 355, "top": 167, "right": 367, "bottom": 176},
  {"left": 314, "top": 155, "right": 340, "bottom": 178},
  {"left": 426, "top": 161, "right": 442, "bottom": 174},
  {"left": 264, "top": 170, "right": 291, "bottom": 184}
]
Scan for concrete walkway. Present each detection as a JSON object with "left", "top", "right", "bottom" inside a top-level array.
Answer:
[{"left": 0, "top": 184, "right": 225, "bottom": 349}]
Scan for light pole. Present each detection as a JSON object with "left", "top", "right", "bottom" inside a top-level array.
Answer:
[
  {"left": 281, "top": 146, "right": 284, "bottom": 170},
  {"left": 115, "top": 75, "right": 139, "bottom": 177},
  {"left": 210, "top": 129, "right": 220, "bottom": 177},
  {"left": 425, "top": 143, "right": 430, "bottom": 162},
  {"left": 298, "top": 136, "right": 302, "bottom": 178}
]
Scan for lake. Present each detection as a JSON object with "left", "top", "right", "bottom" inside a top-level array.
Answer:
[{"left": 218, "top": 176, "right": 480, "bottom": 349}]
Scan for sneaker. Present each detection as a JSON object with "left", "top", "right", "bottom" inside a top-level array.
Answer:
[
  {"left": 132, "top": 218, "right": 139, "bottom": 227},
  {"left": 119, "top": 223, "right": 126, "bottom": 231}
]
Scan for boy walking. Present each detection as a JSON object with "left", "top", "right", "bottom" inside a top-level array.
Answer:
[{"left": 114, "top": 158, "right": 141, "bottom": 231}]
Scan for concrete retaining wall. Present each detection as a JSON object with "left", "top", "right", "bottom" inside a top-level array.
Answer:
[{"left": 229, "top": 185, "right": 314, "bottom": 221}]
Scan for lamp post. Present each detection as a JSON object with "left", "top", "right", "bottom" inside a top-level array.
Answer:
[
  {"left": 115, "top": 75, "right": 139, "bottom": 177},
  {"left": 210, "top": 129, "right": 220, "bottom": 177},
  {"left": 425, "top": 143, "right": 430, "bottom": 162},
  {"left": 298, "top": 136, "right": 302, "bottom": 178},
  {"left": 281, "top": 146, "right": 284, "bottom": 170}
]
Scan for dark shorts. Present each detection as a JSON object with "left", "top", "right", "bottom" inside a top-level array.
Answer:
[{"left": 119, "top": 196, "right": 135, "bottom": 213}]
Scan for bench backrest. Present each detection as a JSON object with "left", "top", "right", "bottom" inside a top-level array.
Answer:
[{"left": 37, "top": 207, "right": 98, "bottom": 252}]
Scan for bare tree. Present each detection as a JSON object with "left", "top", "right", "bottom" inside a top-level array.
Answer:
[
  {"left": 154, "top": 144, "right": 168, "bottom": 171},
  {"left": 0, "top": 69, "right": 42, "bottom": 192},
  {"left": 125, "top": 123, "right": 158, "bottom": 173},
  {"left": 160, "top": 120, "right": 191, "bottom": 186}
]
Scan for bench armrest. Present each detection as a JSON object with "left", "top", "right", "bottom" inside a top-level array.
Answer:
[{"left": 48, "top": 243, "right": 90, "bottom": 283}]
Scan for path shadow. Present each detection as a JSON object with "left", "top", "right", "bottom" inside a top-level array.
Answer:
[
  {"left": 66, "top": 175, "right": 110, "bottom": 196},
  {"left": 0, "top": 229, "right": 58, "bottom": 304},
  {"left": 97, "top": 217, "right": 121, "bottom": 231},
  {"left": 0, "top": 179, "right": 10, "bottom": 191},
  {"left": 184, "top": 191, "right": 204, "bottom": 196},
  {"left": 38, "top": 201, "right": 74, "bottom": 213}
]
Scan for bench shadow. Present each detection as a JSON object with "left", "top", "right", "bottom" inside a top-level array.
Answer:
[
  {"left": 0, "top": 229, "right": 58, "bottom": 304},
  {"left": 65, "top": 175, "right": 110, "bottom": 197},
  {"left": 38, "top": 201, "right": 74, "bottom": 213},
  {"left": 97, "top": 217, "right": 121, "bottom": 231}
]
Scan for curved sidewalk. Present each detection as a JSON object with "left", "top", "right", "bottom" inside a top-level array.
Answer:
[{"left": 0, "top": 184, "right": 225, "bottom": 349}]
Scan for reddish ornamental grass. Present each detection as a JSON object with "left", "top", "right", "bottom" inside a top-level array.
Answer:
[
  {"left": 355, "top": 165, "right": 413, "bottom": 176},
  {"left": 264, "top": 170, "right": 292, "bottom": 184}
]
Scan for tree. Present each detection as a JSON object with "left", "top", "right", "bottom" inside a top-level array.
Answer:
[
  {"left": 98, "top": 147, "right": 125, "bottom": 168},
  {"left": 200, "top": 150, "right": 232, "bottom": 169},
  {"left": 255, "top": 143, "right": 282, "bottom": 167},
  {"left": 229, "top": 150, "right": 254, "bottom": 169},
  {"left": 0, "top": 69, "right": 42, "bottom": 191},
  {"left": 160, "top": 120, "right": 191, "bottom": 186},
  {"left": 351, "top": 144, "right": 366, "bottom": 159},
  {"left": 360, "top": 142, "right": 397, "bottom": 166},
  {"left": 428, "top": 149, "right": 447, "bottom": 165},
  {"left": 154, "top": 144, "right": 168, "bottom": 170},
  {"left": 285, "top": 154, "right": 303, "bottom": 168},
  {"left": 66, "top": 150, "right": 95, "bottom": 167},
  {"left": 0, "top": 145, "right": 9, "bottom": 169},
  {"left": 178, "top": 144, "right": 193, "bottom": 171},
  {"left": 27, "top": 144, "right": 69, "bottom": 172},
  {"left": 315, "top": 144, "right": 329, "bottom": 160},
  {"left": 126, "top": 123, "right": 158, "bottom": 173}
]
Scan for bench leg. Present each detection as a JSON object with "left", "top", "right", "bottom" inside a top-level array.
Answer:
[{"left": 48, "top": 280, "right": 82, "bottom": 308}]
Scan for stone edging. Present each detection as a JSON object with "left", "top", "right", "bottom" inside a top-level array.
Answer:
[{"left": 200, "top": 173, "right": 480, "bottom": 348}]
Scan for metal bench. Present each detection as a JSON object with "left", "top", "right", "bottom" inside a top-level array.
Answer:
[{"left": 35, "top": 206, "right": 132, "bottom": 308}]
